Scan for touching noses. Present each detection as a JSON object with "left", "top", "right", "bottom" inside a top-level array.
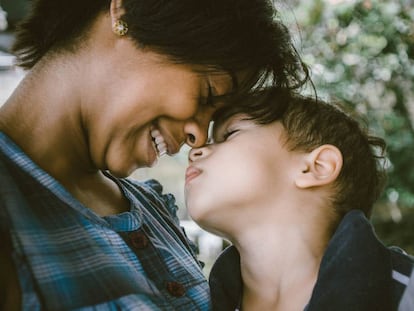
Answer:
[{"left": 184, "top": 106, "right": 215, "bottom": 148}]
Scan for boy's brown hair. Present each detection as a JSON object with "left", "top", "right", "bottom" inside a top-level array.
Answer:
[{"left": 214, "top": 88, "right": 387, "bottom": 217}]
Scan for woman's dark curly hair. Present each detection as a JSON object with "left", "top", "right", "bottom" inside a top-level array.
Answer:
[{"left": 12, "top": 0, "right": 310, "bottom": 95}]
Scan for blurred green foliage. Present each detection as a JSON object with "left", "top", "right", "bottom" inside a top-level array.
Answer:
[
  {"left": 291, "top": 0, "right": 414, "bottom": 248},
  {"left": 293, "top": 0, "right": 414, "bottom": 210}
]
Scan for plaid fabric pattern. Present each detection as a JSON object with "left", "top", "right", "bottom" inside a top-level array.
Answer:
[{"left": 0, "top": 132, "right": 210, "bottom": 310}]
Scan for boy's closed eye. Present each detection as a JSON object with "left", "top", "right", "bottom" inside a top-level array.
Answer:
[
  {"left": 212, "top": 120, "right": 237, "bottom": 143},
  {"left": 210, "top": 129, "right": 240, "bottom": 144},
  {"left": 222, "top": 129, "right": 239, "bottom": 141},
  {"left": 212, "top": 113, "right": 252, "bottom": 143}
]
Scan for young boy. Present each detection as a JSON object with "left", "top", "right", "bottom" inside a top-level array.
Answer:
[{"left": 185, "top": 88, "right": 414, "bottom": 311}]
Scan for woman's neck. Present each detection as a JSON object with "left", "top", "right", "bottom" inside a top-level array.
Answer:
[
  {"left": 0, "top": 61, "right": 129, "bottom": 216},
  {"left": 0, "top": 59, "right": 93, "bottom": 177}
]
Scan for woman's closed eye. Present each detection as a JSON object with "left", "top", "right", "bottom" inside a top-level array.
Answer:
[{"left": 201, "top": 84, "right": 216, "bottom": 108}]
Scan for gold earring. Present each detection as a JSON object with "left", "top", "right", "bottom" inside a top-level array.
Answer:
[{"left": 113, "top": 20, "right": 128, "bottom": 36}]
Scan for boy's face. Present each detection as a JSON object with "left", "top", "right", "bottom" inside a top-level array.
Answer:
[{"left": 185, "top": 113, "right": 299, "bottom": 234}]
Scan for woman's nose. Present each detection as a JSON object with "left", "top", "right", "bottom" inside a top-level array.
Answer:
[
  {"left": 184, "top": 121, "right": 209, "bottom": 147},
  {"left": 184, "top": 107, "right": 214, "bottom": 147}
]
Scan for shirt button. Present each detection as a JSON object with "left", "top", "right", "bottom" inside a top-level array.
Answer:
[
  {"left": 165, "top": 281, "right": 186, "bottom": 297},
  {"left": 128, "top": 231, "right": 149, "bottom": 249}
]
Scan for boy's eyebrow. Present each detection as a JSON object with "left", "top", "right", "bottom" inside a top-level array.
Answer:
[
  {"left": 211, "top": 116, "right": 232, "bottom": 141},
  {"left": 211, "top": 121, "right": 223, "bottom": 141}
]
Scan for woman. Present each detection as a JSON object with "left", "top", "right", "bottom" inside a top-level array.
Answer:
[{"left": 0, "top": 0, "right": 308, "bottom": 309}]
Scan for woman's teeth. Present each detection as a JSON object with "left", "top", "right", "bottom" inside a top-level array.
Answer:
[{"left": 151, "top": 128, "right": 167, "bottom": 157}]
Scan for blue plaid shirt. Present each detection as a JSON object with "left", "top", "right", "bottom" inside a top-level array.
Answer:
[{"left": 0, "top": 132, "right": 210, "bottom": 310}]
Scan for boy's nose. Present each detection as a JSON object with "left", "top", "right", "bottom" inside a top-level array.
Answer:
[{"left": 188, "top": 147, "right": 207, "bottom": 162}]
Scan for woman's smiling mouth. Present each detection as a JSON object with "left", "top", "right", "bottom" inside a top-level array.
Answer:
[{"left": 150, "top": 128, "right": 168, "bottom": 156}]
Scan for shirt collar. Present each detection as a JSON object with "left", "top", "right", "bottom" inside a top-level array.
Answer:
[{"left": 0, "top": 131, "right": 143, "bottom": 231}]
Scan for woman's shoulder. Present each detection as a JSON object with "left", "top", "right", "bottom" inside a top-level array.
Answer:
[{"left": 0, "top": 230, "right": 21, "bottom": 310}]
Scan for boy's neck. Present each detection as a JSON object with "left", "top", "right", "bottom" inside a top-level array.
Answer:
[{"left": 234, "top": 216, "right": 331, "bottom": 311}]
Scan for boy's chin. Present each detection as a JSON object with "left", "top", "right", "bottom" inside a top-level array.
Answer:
[{"left": 191, "top": 217, "right": 227, "bottom": 239}]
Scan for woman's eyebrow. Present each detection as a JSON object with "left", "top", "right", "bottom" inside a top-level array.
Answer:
[{"left": 210, "top": 72, "right": 237, "bottom": 102}]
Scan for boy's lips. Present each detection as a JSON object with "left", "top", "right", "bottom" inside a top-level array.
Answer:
[{"left": 185, "top": 166, "right": 202, "bottom": 184}]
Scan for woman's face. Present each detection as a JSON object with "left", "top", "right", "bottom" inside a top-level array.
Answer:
[{"left": 84, "top": 39, "right": 234, "bottom": 177}]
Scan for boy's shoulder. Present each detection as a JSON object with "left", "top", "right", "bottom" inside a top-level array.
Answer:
[
  {"left": 389, "top": 245, "right": 414, "bottom": 265},
  {"left": 388, "top": 246, "right": 414, "bottom": 310},
  {"left": 389, "top": 246, "right": 414, "bottom": 281}
]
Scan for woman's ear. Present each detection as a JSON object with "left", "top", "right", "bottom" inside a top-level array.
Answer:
[
  {"left": 110, "top": 0, "right": 125, "bottom": 23},
  {"left": 295, "top": 145, "right": 343, "bottom": 189}
]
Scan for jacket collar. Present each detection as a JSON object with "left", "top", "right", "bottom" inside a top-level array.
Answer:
[
  {"left": 209, "top": 210, "right": 393, "bottom": 311},
  {"left": 306, "top": 210, "right": 393, "bottom": 310}
]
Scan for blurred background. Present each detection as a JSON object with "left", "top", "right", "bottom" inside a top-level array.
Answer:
[{"left": 1, "top": 0, "right": 413, "bottom": 275}]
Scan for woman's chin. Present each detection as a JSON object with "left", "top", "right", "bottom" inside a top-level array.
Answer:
[{"left": 106, "top": 162, "right": 138, "bottom": 178}]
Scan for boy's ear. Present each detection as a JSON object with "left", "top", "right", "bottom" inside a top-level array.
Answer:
[{"left": 295, "top": 145, "right": 343, "bottom": 189}]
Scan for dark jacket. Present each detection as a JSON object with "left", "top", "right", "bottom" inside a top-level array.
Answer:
[{"left": 209, "top": 210, "right": 414, "bottom": 311}]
